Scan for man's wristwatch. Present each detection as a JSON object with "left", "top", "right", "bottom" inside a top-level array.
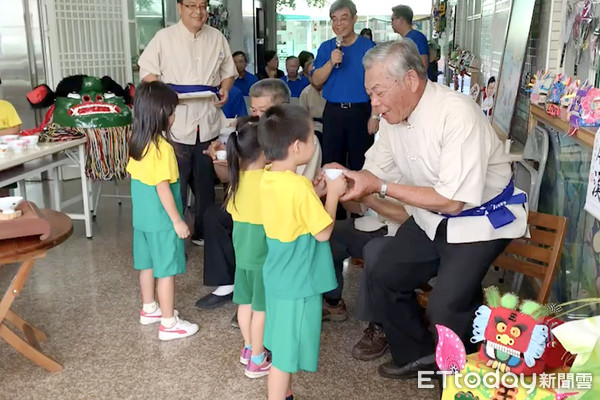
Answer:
[
  {"left": 378, "top": 180, "right": 388, "bottom": 199},
  {"left": 370, "top": 114, "right": 381, "bottom": 121}
]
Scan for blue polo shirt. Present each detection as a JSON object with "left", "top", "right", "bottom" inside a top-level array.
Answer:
[
  {"left": 234, "top": 71, "right": 259, "bottom": 96},
  {"left": 405, "top": 30, "right": 429, "bottom": 63},
  {"left": 222, "top": 85, "right": 248, "bottom": 118},
  {"left": 313, "top": 35, "right": 375, "bottom": 103},
  {"left": 281, "top": 75, "right": 310, "bottom": 98}
]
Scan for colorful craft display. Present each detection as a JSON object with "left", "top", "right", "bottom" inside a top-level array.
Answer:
[
  {"left": 471, "top": 287, "right": 549, "bottom": 375},
  {"left": 23, "top": 75, "right": 133, "bottom": 180},
  {"left": 569, "top": 85, "right": 600, "bottom": 129},
  {"left": 440, "top": 353, "right": 571, "bottom": 400},
  {"left": 436, "top": 287, "right": 595, "bottom": 400},
  {"left": 528, "top": 69, "right": 600, "bottom": 133},
  {"left": 530, "top": 71, "right": 556, "bottom": 105}
]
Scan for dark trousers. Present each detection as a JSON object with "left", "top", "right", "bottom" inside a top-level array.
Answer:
[
  {"left": 322, "top": 102, "right": 373, "bottom": 171},
  {"left": 324, "top": 218, "right": 387, "bottom": 302},
  {"left": 363, "top": 217, "right": 510, "bottom": 366},
  {"left": 172, "top": 137, "right": 216, "bottom": 239},
  {"left": 202, "top": 204, "right": 235, "bottom": 286}
]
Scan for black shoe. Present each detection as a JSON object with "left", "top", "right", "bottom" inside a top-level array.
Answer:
[
  {"left": 377, "top": 354, "right": 436, "bottom": 380},
  {"left": 194, "top": 293, "right": 232, "bottom": 310}
]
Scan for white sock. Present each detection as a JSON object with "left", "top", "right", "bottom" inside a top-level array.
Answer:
[
  {"left": 143, "top": 301, "right": 159, "bottom": 314},
  {"left": 212, "top": 285, "right": 234, "bottom": 296},
  {"left": 161, "top": 315, "right": 177, "bottom": 328}
]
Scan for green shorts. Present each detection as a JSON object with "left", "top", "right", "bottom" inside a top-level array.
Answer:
[
  {"left": 233, "top": 268, "right": 266, "bottom": 312},
  {"left": 263, "top": 294, "right": 322, "bottom": 373},
  {"left": 133, "top": 229, "right": 185, "bottom": 278}
]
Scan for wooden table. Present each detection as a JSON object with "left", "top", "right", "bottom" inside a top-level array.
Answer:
[
  {"left": 0, "top": 139, "right": 92, "bottom": 238},
  {"left": 0, "top": 208, "right": 73, "bottom": 372}
]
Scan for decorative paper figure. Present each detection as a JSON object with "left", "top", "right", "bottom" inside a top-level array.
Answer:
[{"left": 471, "top": 287, "right": 549, "bottom": 375}]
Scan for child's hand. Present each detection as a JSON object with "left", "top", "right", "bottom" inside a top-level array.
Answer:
[
  {"left": 173, "top": 220, "right": 190, "bottom": 239},
  {"left": 326, "top": 175, "right": 347, "bottom": 199},
  {"left": 313, "top": 170, "right": 327, "bottom": 198}
]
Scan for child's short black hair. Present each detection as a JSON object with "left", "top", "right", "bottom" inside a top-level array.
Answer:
[{"left": 258, "top": 104, "right": 311, "bottom": 161}]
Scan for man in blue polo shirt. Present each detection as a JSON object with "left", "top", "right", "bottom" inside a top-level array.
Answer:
[
  {"left": 233, "top": 51, "right": 258, "bottom": 96},
  {"left": 221, "top": 84, "right": 248, "bottom": 118},
  {"left": 281, "top": 56, "right": 309, "bottom": 98},
  {"left": 312, "top": 0, "right": 379, "bottom": 172},
  {"left": 391, "top": 5, "right": 429, "bottom": 70}
]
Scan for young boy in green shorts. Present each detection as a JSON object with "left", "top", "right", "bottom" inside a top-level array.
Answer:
[{"left": 257, "top": 104, "right": 347, "bottom": 400}]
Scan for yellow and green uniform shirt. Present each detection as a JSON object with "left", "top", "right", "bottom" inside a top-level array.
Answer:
[
  {"left": 226, "top": 169, "right": 268, "bottom": 270},
  {"left": 126, "top": 136, "right": 183, "bottom": 232},
  {"left": 0, "top": 100, "right": 22, "bottom": 130},
  {"left": 260, "top": 168, "right": 337, "bottom": 299}
]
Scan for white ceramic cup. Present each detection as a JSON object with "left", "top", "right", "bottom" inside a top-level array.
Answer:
[
  {"left": 22, "top": 135, "right": 39, "bottom": 147},
  {"left": 9, "top": 139, "right": 26, "bottom": 153},
  {"left": 216, "top": 150, "right": 227, "bottom": 160},
  {"left": 0, "top": 196, "right": 23, "bottom": 214},
  {"left": 324, "top": 168, "right": 344, "bottom": 180},
  {"left": 0, "top": 144, "right": 9, "bottom": 157}
]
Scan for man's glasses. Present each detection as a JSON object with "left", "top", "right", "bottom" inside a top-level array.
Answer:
[{"left": 182, "top": 3, "right": 208, "bottom": 12}]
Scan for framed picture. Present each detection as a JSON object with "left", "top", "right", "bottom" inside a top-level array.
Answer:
[{"left": 492, "top": 0, "right": 536, "bottom": 140}]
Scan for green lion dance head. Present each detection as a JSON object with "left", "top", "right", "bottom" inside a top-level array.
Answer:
[{"left": 26, "top": 75, "right": 133, "bottom": 128}]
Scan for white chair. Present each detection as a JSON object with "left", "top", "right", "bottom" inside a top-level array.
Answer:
[{"left": 513, "top": 125, "right": 550, "bottom": 212}]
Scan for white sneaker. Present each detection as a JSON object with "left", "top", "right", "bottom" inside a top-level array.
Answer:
[
  {"left": 158, "top": 317, "right": 199, "bottom": 341},
  {"left": 139, "top": 308, "right": 179, "bottom": 325},
  {"left": 191, "top": 238, "right": 204, "bottom": 246}
]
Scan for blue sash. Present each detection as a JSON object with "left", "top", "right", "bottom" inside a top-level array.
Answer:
[
  {"left": 167, "top": 84, "right": 220, "bottom": 99},
  {"left": 443, "top": 180, "right": 527, "bottom": 229}
]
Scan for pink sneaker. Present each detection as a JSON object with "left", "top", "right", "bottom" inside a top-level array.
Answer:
[
  {"left": 244, "top": 354, "right": 271, "bottom": 378},
  {"left": 240, "top": 347, "right": 251, "bottom": 365},
  {"left": 158, "top": 317, "right": 199, "bottom": 341}
]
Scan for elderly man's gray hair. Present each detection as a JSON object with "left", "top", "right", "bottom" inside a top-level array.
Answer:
[
  {"left": 363, "top": 40, "right": 427, "bottom": 81},
  {"left": 249, "top": 78, "right": 291, "bottom": 104},
  {"left": 329, "top": 0, "right": 357, "bottom": 17}
]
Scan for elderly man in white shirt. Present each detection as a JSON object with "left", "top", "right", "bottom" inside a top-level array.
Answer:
[
  {"left": 138, "top": 0, "right": 236, "bottom": 245},
  {"left": 336, "top": 40, "right": 528, "bottom": 379}
]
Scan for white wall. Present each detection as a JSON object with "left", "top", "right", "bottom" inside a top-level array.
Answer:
[
  {"left": 227, "top": 0, "right": 245, "bottom": 53},
  {"left": 537, "top": 0, "right": 562, "bottom": 71}
]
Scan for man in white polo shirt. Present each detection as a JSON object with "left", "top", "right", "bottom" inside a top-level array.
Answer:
[
  {"left": 339, "top": 40, "right": 528, "bottom": 379},
  {"left": 138, "top": 0, "right": 236, "bottom": 245}
]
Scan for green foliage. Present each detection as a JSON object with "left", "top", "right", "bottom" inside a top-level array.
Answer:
[
  {"left": 484, "top": 286, "right": 501, "bottom": 308},
  {"left": 135, "top": 0, "right": 158, "bottom": 12},
  {"left": 277, "top": 0, "right": 327, "bottom": 11},
  {"left": 500, "top": 293, "right": 519, "bottom": 310}
]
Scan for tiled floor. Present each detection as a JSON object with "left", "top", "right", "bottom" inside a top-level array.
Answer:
[{"left": 0, "top": 181, "right": 440, "bottom": 399}]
